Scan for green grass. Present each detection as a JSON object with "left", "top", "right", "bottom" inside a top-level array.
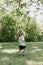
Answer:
[{"left": 0, "top": 42, "right": 43, "bottom": 65}]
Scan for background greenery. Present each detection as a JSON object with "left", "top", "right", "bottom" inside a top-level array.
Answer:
[
  {"left": 0, "top": 14, "right": 43, "bottom": 42},
  {"left": 0, "top": 0, "right": 43, "bottom": 42}
]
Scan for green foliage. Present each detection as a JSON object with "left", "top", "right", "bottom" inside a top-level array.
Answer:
[
  {"left": 25, "top": 18, "right": 38, "bottom": 41},
  {"left": 0, "top": 0, "right": 43, "bottom": 42},
  {"left": 0, "top": 15, "right": 17, "bottom": 41},
  {"left": 0, "top": 14, "right": 42, "bottom": 42},
  {"left": 39, "top": 0, "right": 43, "bottom": 3},
  {"left": 0, "top": 14, "right": 29, "bottom": 42}
]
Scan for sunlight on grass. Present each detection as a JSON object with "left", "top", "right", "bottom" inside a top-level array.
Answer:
[
  {"left": 0, "top": 42, "right": 43, "bottom": 65},
  {"left": 36, "top": 57, "right": 43, "bottom": 60},
  {"left": 36, "top": 49, "right": 42, "bottom": 51},
  {"left": 0, "top": 44, "right": 3, "bottom": 48},
  {"left": 0, "top": 46, "right": 2, "bottom": 48},
  {"left": 1, "top": 57, "right": 9, "bottom": 61},
  {"left": 26, "top": 60, "right": 43, "bottom": 65},
  {"left": 30, "top": 48, "right": 42, "bottom": 53},
  {"left": 30, "top": 50, "right": 36, "bottom": 53},
  {"left": 1, "top": 49, "right": 19, "bottom": 54},
  {"left": 30, "top": 46, "right": 42, "bottom": 53},
  {"left": 32, "top": 46, "right": 38, "bottom": 49}
]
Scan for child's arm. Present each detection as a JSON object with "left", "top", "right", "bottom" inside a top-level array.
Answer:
[{"left": 22, "top": 38, "right": 25, "bottom": 43}]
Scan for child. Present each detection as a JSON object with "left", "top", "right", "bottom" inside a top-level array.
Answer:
[{"left": 18, "top": 31, "right": 26, "bottom": 56}]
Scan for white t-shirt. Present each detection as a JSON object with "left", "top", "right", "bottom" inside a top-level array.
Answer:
[{"left": 18, "top": 35, "right": 26, "bottom": 46}]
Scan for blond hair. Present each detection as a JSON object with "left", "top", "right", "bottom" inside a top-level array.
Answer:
[{"left": 21, "top": 30, "right": 26, "bottom": 36}]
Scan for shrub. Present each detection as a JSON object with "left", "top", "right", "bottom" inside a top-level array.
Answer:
[
  {"left": 1, "top": 15, "right": 17, "bottom": 41},
  {"left": 25, "top": 18, "right": 38, "bottom": 41},
  {"left": 0, "top": 15, "right": 39, "bottom": 42}
]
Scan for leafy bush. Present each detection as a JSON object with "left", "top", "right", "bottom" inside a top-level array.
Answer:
[
  {"left": 0, "top": 15, "right": 40, "bottom": 42},
  {"left": 25, "top": 18, "right": 38, "bottom": 41},
  {"left": 1, "top": 15, "right": 17, "bottom": 41},
  {"left": 0, "top": 15, "right": 28, "bottom": 42}
]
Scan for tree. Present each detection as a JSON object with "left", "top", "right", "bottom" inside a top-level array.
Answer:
[{"left": 0, "top": 0, "right": 43, "bottom": 41}]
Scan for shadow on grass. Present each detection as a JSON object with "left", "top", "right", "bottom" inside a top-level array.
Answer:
[{"left": 26, "top": 60, "right": 43, "bottom": 65}]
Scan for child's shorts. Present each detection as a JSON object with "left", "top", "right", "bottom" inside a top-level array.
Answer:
[{"left": 19, "top": 45, "right": 26, "bottom": 50}]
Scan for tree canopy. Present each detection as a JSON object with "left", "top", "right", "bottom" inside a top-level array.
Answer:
[{"left": 0, "top": 0, "right": 43, "bottom": 42}]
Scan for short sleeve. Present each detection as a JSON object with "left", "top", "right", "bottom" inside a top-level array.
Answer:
[{"left": 21, "top": 36, "right": 24, "bottom": 41}]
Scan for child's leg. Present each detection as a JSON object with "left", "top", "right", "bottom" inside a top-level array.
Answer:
[
  {"left": 22, "top": 48, "right": 27, "bottom": 56},
  {"left": 18, "top": 49, "right": 21, "bottom": 53},
  {"left": 18, "top": 49, "right": 22, "bottom": 54},
  {"left": 24, "top": 48, "right": 27, "bottom": 54}
]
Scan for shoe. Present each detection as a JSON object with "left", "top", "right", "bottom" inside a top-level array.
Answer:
[{"left": 23, "top": 54, "right": 25, "bottom": 56}]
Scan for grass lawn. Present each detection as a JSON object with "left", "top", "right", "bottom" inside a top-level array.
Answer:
[{"left": 0, "top": 42, "right": 43, "bottom": 65}]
